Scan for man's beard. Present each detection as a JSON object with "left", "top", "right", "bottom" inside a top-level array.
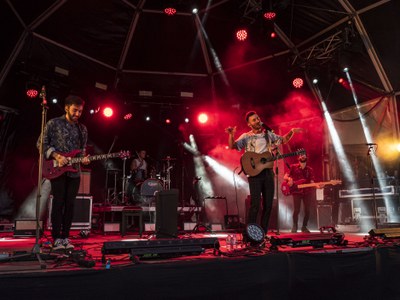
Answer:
[{"left": 67, "top": 111, "right": 78, "bottom": 123}]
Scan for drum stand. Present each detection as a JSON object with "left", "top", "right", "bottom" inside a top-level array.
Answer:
[
  {"left": 121, "top": 157, "right": 128, "bottom": 204},
  {"left": 106, "top": 170, "right": 120, "bottom": 205}
]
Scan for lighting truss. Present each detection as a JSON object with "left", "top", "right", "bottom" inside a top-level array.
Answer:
[
  {"left": 291, "top": 31, "right": 344, "bottom": 68},
  {"left": 240, "top": 0, "right": 262, "bottom": 24}
]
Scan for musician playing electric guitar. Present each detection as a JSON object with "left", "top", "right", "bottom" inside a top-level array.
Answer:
[
  {"left": 226, "top": 111, "right": 302, "bottom": 235},
  {"left": 38, "top": 95, "right": 90, "bottom": 251},
  {"left": 283, "top": 153, "right": 324, "bottom": 233}
]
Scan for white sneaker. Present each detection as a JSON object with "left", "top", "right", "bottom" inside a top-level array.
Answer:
[
  {"left": 62, "top": 238, "right": 74, "bottom": 250},
  {"left": 53, "top": 238, "right": 64, "bottom": 251}
]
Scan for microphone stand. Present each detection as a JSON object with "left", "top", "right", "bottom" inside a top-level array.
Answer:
[
  {"left": 367, "top": 144, "right": 379, "bottom": 229},
  {"left": 32, "top": 86, "right": 48, "bottom": 267}
]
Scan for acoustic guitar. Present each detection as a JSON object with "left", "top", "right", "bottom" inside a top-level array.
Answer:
[{"left": 241, "top": 149, "right": 306, "bottom": 177}]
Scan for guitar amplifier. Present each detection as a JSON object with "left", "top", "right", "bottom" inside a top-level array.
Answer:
[
  {"left": 47, "top": 195, "right": 92, "bottom": 230},
  {"left": 78, "top": 171, "right": 91, "bottom": 195}
]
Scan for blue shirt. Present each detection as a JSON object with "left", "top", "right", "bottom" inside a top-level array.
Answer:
[{"left": 38, "top": 115, "right": 88, "bottom": 177}]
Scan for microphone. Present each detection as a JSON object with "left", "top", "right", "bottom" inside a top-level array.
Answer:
[
  {"left": 260, "top": 122, "right": 272, "bottom": 131},
  {"left": 365, "top": 143, "right": 377, "bottom": 146},
  {"left": 39, "top": 85, "right": 46, "bottom": 99}
]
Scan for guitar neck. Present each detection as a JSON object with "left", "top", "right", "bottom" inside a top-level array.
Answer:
[
  {"left": 70, "top": 152, "right": 120, "bottom": 164},
  {"left": 297, "top": 181, "right": 338, "bottom": 189}
]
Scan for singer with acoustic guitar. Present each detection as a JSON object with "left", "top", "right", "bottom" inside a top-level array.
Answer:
[
  {"left": 226, "top": 111, "right": 302, "bottom": 235},
  {"left": 37, "top": 95, "right": 90, "bottom": 251}
]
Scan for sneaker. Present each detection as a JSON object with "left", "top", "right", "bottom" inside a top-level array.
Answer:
[
  {"left": 53, "top": 238, "right": 64, "bottom": 251},
  {"left": 301, "top": 226, "right": 310, "bottom": 233},
  {"left": 62, "top": 238, "right": 74, "bottom": 250}
]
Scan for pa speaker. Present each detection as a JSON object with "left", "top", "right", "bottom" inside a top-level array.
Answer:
[{"left": 156, "top": 189, "right": 179, "bottom": 238}]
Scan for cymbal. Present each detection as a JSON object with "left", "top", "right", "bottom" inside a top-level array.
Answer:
[{"left": 162, "top": 157, "right": 176, "bottom": 161}]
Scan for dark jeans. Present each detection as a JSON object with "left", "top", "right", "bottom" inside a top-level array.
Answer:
[
  {"left": 50, "top": 174, "right": 80, "bottom": 240},
  {"left": 292, "top": 193, "right": 312, "bottom": 228},
  {"left": 247, "top": 169, "right": 274, "bottom": 232}
]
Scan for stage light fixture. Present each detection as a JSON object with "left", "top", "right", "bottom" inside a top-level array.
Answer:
[
  {"left": 270, "top": 31, "right": 276, "bottom": 38},
  {"left": 145, "top": 116, "right": 151, "bottom": 121},
  {"left": 198, "top": 113, "right": 208, "bottom": 124},
  {"left": 184, "top": 118, "right": 189, "bottom": 123},
  {"left": 263, "top": 11, "right": 276, "bottom": 20},
  {"left": 103, "top": 107, "right": 113, "bottom": 118},
  {"left": 52, "top": 98, "right": 58, "bottom": 104},
  {"left": 165, "top": 118, "right": 171, "bottom": 124},
  {"left": 338, "top": 77, "right": 345, "bottom": 84},
  {"left": 25, "top": 79, "right": 40, "bottom": 98},
  {"left": 343, "top": 67, "right": 349, "bottom": 72},
  {"left": 312, "top": 78, "right": 318, "bottom": 84},
  {"left": 164, "top": 7, "right": 176, "bottom": 16},
  {"left": 90, "top": 109, "right": 95, "bottom": 115},
  {"left": 192, "top": 8, "right": 198, "bottom": 14},
  {"left": 236, "top": 29, "right": 248, "bottom": 41},
  {"left": 245, "top": 223, "right": 265, "bottom": 245},
  {"left": 124, "top": 113, "right": 132, "bottom": 120},
  {"left": 292, "top": 77, "right": 304, "bottom": 89}
]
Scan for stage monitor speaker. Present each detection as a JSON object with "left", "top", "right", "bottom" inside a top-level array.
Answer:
[
  {"left": 156, "top": 189, "right": 179, "bottom": 238},
  {"left": 47, "top": 195, "right": 93, "bottom": 230},
  {"left": 14, "top": 220, "right": 43, "bottom": 237}
]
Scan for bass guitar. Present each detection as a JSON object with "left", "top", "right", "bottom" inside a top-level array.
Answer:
[
  {"left": 281, "top": 179, "right": 342, "bottom": 196},
  {"left": 241, "top": 149, "right": 306, "bottom": 177},
  {"left": 43, "top": 149, "right": 130, "bottom": 180}
]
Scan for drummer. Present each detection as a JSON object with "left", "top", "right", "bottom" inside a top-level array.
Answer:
[
  {"left": 131, "top": 149, "right": 148, "bottom": 182},
  {"left": 128, "top": 149, "right": 148, "bottom": 204}
]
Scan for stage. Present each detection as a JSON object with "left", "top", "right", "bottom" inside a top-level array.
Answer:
[{"left": 1, "top": 228, "right": 400, "bottom": 300}]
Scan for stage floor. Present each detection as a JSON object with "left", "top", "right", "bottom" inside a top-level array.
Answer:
[
  {"left": 2, "top": 228, "right": 400, "bottom": 300},
  {"left": 0, "top": 228, "right": 376, "bottom": 274}
]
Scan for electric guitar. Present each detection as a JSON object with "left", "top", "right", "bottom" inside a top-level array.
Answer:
[
  {"left": 281, "top": 179, "right": 342, "bottom": 196},
  {"left": 43, "top": 150, "right": 130, "bottom": 180},
  {"left": 241, "top": 149, "right": 306, "bottom": 177}
]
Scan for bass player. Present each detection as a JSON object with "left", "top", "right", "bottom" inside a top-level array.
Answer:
[{"left": 226, "top": 111, "right": 302, "bottom": 235}]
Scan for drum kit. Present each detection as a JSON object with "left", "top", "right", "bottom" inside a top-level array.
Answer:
[{"left": 105, "top": 156, "right": 176, "bottom": 206}]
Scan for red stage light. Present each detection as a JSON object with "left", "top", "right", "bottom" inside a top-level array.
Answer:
[
  {"left": 263, "top": 11, "right": 276, "bottom": 20},
  {"left": 292, "top": 77, "right": 304, "bottom": 89},
  {"left": 124, "top": 113, "right": 132, "bottom": 120},
  {"left": 236, "top": 29, "right": 248, "bottom": 41},
  {"left": 198, "top": 113, "right": 208, "bottom": 124},
  {"left": 338, "top": 77, "right": 345, "bottom": 84},
  {"left": 26, "top": 89, "right": 38, "bottom": 98},
  {"left": 165, "top": 118, "right": 171, "bottom": 124},
  {"left": 270, "top": 32, "right": 276, "bottom": 38},
  {"left": 164, "top": 7, "right": 176, "bottom": 16},
  {"left": 103, "top": 107, "right": 113, "bottom": 118}
]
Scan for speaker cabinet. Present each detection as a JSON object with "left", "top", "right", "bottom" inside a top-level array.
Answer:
[
  {"left": 47, "top": 195, "right": 93, "bottom": 230},
  {"left": 317, "top": 205, "right": 333, "bottom": 228},
  {"left": 156, "top": 189, "right": 179, "bottom": 238},
  {"left": 14, "top": 220, "right": 43, "bottom": 237},
  {"left": 78, "top": 171, "right": 91, "bottom": 195}
]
